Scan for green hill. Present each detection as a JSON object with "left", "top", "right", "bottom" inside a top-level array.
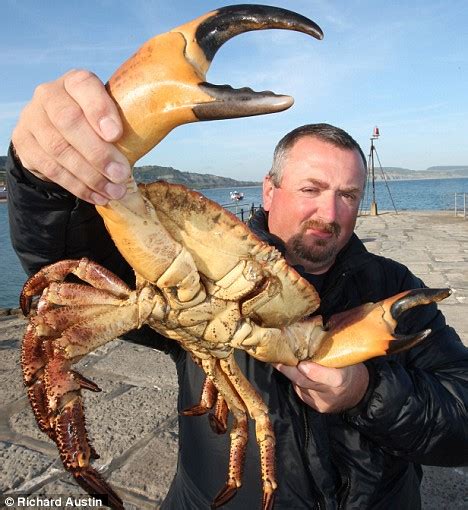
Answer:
[{"left": 134, "top": 165, "right": 259, "bottom": 188}]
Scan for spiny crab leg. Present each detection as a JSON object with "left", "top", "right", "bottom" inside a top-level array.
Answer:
[
  {"left": 20, "top": 258, "right": 132, "bottom": 314},
  {"left": 216, "top": 355, "right": 277, "bottom": 510},
  {"left": 210, "top": 393, "right": 230, "bottom": 435},
  {"left": 21, "top": 319, "right": 125, "bottom": 510},
  {"left": 200, "top": 357, "right": 251, "bottom": 510},
  {"left": 20, "top": 262, "right": 144, "bottom": 510},
  {"left": 181, "top": 374, "right": 229, "bottom": 434},
  {"left": 181, "top": 371, "right": 218, "bottom": 416}
]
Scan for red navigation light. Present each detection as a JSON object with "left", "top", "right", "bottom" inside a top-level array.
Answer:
[{"left": 373, "top": 126, "right": 380, "bottom": 138}]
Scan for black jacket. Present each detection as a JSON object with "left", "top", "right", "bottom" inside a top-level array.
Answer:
[{"left": 7, "top": 148, "right": 468, "bottom": 509}]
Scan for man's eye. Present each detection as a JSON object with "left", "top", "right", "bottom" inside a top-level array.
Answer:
[
  {"left": 341, "top": 192, "right": 358, "bottom": 202},
  {"left": 302, "top": 187, "right": 319, "bottom": 194}
]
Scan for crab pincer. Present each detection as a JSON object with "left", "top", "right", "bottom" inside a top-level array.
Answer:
[{"left": 310, "top": 288, "right": 452, "bottom": 367}]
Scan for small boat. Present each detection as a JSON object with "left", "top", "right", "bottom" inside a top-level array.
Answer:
[{"left": 230, "top": 190, "right": 244, "bottom": 201}]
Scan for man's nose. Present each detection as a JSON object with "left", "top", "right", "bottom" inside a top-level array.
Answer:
[{"left": 316, "top": 193, "right": 337, "bottom": 224}]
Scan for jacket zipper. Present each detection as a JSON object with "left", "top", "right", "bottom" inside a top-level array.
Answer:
[
  {"left": 337, "top": 473, "right": 350, "bottom": 510},
  {"left": 301, "top": 406, "right": 324, "bottom": 510}
]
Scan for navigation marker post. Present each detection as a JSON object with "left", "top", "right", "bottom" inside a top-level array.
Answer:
[{"left": 369, "top": 126, "right": 379, "bottom": 216}]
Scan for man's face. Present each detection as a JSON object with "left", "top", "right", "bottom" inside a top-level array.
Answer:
[{"left": 263, "top": 137, "right": 366, "bottom": 274}]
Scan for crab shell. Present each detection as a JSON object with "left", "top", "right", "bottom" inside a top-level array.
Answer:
[{"left": 140, "top": 181, "right": 320, "bottom": 327}]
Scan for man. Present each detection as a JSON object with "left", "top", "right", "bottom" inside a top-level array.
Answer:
[{"left": 7, "top": 71, "right": 468, "bottom": 509}]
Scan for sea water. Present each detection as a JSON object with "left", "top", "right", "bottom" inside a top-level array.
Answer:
[{"left": 1, "top": 177, "right": 467, "bottom": 308}]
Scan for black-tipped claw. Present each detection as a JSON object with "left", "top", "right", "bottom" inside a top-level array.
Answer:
[
  {"left": 75, "top": 470, "right": 124, "bottom": 510},
  {"left": 180, "top": 404, "right": 210, "bottom": 416},
  {"left": 212, "top": 483, "right": 238, "bottom": 509},
  {"left": 72, "top": 371, "right": 102, "bottom": 392},
  {"left": 391, "top": 288, "right": 451, "bottom": 320},
  {"left": 196, "top": 4, "right": 323, "bottom": 62},
  {"left": 20, "top": 292, "right": 32, "bottom": 316},
  {"left": 191, "top": 5, "right": 323, "bottom": 121},
  {"left": 263, "top": 491, "right": 276, "bottom": 510},
  {"left": 194, "top": 83, "right": 293, "bottom": 121},
  {"left": 386, "top": 329, "right": 432, "bottom": 355},
  {"left": 209, "top": 413, "right": 228, "bottom": 435}
]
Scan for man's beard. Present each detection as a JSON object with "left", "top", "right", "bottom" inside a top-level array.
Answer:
[{"left": 286, "top": 219, "right": 342, "bottom": 267}]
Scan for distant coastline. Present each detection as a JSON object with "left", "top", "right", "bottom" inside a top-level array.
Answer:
[
  {"left": 1, "top": 156, "right": 467, "bottom": 190},
  {"left": 370, "top": 166, "right": 468, "bottom": 182}
]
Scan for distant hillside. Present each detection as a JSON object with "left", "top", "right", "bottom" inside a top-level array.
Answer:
[
  {"left": 0, "top": 158, "right": 259, "bottom": 189},
  {"left": 376, "top": 166, "right": 468, "bottom": 181},
  {"left": 1, "top": 156, "right": 468, "bottom": 187},
  {"left": 0, "top": 157, "right": 7, "bottom": 184},
  {"left": 134, "top": 165, "right": 259, "bottom": 188}
]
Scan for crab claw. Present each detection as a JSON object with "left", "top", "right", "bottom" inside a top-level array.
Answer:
[
  {"left": 74, "top": 470, "right": 124, "bottom": 510},
  {"left": 106, "top": 4, "right": 323, "bottom": 165},
  {"left": 311, "top": 288, "right": 451, "bottom": 368}
]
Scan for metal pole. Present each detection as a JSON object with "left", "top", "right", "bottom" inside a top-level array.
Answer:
[
  {"left": 455, "top": 192, "right": 457, "bottom": 216},
  {"left": 370, "top": 138, "right": 378, "bottom": 215},
  {"left": 464, "top": 193, "right": 466, "bottom": 219}
]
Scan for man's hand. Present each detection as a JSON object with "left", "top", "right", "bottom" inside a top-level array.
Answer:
[
  {"left": 274, "top": 361, "right": 369, "bottom": 413},
  {"left": 12, "top": 69, "right": 131, "bottom": 205}
]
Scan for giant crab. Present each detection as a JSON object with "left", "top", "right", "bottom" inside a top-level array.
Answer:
[{"left": 20, "top": 5, "right": 449, "bottom": 510}]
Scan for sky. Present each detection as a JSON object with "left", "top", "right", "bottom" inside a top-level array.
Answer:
[{"left": 2, "top": 0, "right": 468, "bottom": 181}]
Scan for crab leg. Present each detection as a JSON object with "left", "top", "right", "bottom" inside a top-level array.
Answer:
[
  {"left": 210, "top": 393, "right": 230, "bottom": 435},
  {"left": 20, "top": 258, "right": 132, "bottom": 314},
  {"left": 200, "top": 357, "right": 250, "bottom": 509},
  {"left": 181, "top": 374, "right": 230, "bottom": 435},
  {"left": 181, "top": 373, "right": 218, "bottom": 416},
  {"left": 22, "top": 304, "right": 144, "bottom": 510},
  {"left": 180, "top": 351, "right": 229, "bottom": 434},
  {"left": 218, "top": 355, "right": 277, "bottom": 510},
  {"left": 21, "top": 324, "right": 123, "bottom": 510}
]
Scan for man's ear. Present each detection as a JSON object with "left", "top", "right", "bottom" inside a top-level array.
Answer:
[{"left": 263, "top": 175, "right": 274, "bottom": 211}]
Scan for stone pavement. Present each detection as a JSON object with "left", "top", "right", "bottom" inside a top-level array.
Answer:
[{"left": 0, "top": 211, "right": 467, "bottom": 509}]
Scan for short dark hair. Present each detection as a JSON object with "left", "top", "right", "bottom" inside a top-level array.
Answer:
[{"left": 268, "top": 123, "right": 367, "bottom": 186}]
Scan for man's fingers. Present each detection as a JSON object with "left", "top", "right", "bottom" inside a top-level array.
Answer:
[
  {"left": 12, "top": 69, "right": 131, "bottom": 201},
  {"left": 41, "top": 94, "right": 130, "bottom": 188},
  {"left": 12, "top": 128, "right": 109, "bottom": 205},
  {"left": 297, "top": 361, "right": 345, "bottom": 388},
  {"left": 62, "top": 69, "right": 123, "bottom": 142},
  {"left": 33, "top": 120, "right": 127, "bottom": 201},
  {"left": 275, "top": 362, "right": 345, "bottom": 390},
  {"left": 275, "top": 362, "right": 369, "bottom": 413},
  {"left": 274, "top": 363, "right": 328, "bottom": 391},
  {"left": 45, "top": 72, "right": 131, "bottom": 182}
]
